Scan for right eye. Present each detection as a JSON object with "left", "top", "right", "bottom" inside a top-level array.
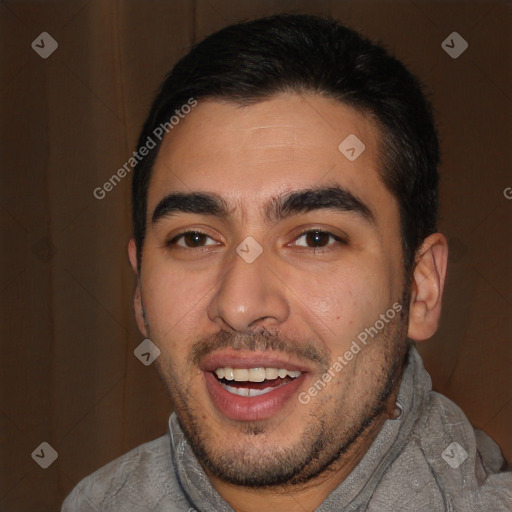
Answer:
[{"left": 167, "top": 230, "right": 219, "bottom": 249}]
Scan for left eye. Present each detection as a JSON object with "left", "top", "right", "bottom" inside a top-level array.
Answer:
[
  {"left": 293, "top": 230, "right": 343, "bottom": 248},
  {"left": 169, "top": 231, "right": 218, "bottom": 248}
]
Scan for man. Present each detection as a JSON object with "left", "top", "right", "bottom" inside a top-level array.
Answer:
[{"left": 62, "top": 14, "right": 511, "bottom": 512}]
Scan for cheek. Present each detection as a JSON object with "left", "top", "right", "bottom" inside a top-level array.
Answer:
[
  {"left": 142, "top": 260, "right": 212, "bottom": 338},
  {"left": 296, "top": 258, "right": 391, "bottom": 330}
]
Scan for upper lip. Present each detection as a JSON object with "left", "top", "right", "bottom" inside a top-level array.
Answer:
[{"left": 199, "top": 350, "right": 312, "bottom": 373}]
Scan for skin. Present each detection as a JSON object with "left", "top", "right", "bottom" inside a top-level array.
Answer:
[{"left": 128, "top": 93, "right": 448, "bottom": 512}]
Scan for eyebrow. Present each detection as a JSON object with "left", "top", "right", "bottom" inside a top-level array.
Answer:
[{"left": 151, "top": 185, "right": 375, "bottom": 226}]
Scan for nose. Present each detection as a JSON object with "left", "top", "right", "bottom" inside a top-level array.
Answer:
[{"left": 207, "top": 244, "right": 290, "bottom": 332}]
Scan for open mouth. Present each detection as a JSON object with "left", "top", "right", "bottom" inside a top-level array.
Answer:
[
  {"left": 213, "top": 367, "right": 302, "bottom": 397},
  {"left": 201, "top": 353, "right": 309, "bottom": 421}
]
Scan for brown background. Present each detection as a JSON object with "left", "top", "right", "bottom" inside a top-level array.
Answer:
[{"left": 0, "top": 0, "right": 511, "bottom": 510}]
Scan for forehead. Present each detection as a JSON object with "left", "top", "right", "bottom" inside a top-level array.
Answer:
[{"left": 147, "top": 93, "right": 393, "bottom": 223}]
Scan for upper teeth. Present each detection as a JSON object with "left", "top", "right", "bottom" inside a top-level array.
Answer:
[{"left": 215, "top": 367, "right": 301, "bottom": 382}]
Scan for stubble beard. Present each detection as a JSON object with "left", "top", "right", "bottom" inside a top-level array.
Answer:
[{"left": 155, "top": 302, "right": 410, "bottom": 489}]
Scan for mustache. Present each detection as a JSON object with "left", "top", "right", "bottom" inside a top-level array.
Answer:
[{"left": 189, "top": 328, "right": 330, "bottom": 370}]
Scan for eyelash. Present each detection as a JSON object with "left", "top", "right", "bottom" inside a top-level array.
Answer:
[{"left": 166, "top": 229, "right": 346, "bottom": 250}]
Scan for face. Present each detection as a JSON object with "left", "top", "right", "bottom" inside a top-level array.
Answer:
[{"left": 132, "top": 93, "right": 410, "bottom": 487}]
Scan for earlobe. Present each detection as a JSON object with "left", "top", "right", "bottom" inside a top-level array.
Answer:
[
  {"left": 407, "top": 233, "right": 449, "bottom": 341},
  {"left": 128, "top": 238, "right": 148, "bottom": 337}
]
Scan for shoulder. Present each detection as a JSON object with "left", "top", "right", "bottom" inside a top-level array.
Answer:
[
  {"left": 61, "top": 434, "right": 191, "bottom": 511},
  {"left": 402, "top": 389, "right": 511, "bottom": 510},
  {"left": 368, "top": 388, "right": 511, "bottom": 511}
]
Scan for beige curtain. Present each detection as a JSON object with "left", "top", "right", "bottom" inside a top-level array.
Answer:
[{"left": 0, "top": 1, "right": 510, "bottom": 510}]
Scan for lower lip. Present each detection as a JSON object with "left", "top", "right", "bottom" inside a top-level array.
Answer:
[{"left": 204, "top": 372, "right": 306, "bottom": 421}]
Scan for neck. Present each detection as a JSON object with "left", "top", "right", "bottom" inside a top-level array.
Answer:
[{"left": 206, "top": 397, "right": 401, "bottom": 512}]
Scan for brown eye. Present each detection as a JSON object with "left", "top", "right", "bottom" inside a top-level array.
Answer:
[
  {"left": 168, "top": 231, "right": 217, "bottom": 248},
  {"left": 293, "top": 230, "right": 344, "bottom": 248}
]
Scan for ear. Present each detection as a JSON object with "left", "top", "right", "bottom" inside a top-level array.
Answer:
[
  {"left": 128, "top": 238, "right": 148, "bottom": 338},
  {"left": 407, "top": 233, "right": 449, "bottom": 341}
]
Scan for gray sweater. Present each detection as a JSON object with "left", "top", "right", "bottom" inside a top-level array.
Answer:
[{"left": 62, "top": 346, "right": 512, "bottom": 511}]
